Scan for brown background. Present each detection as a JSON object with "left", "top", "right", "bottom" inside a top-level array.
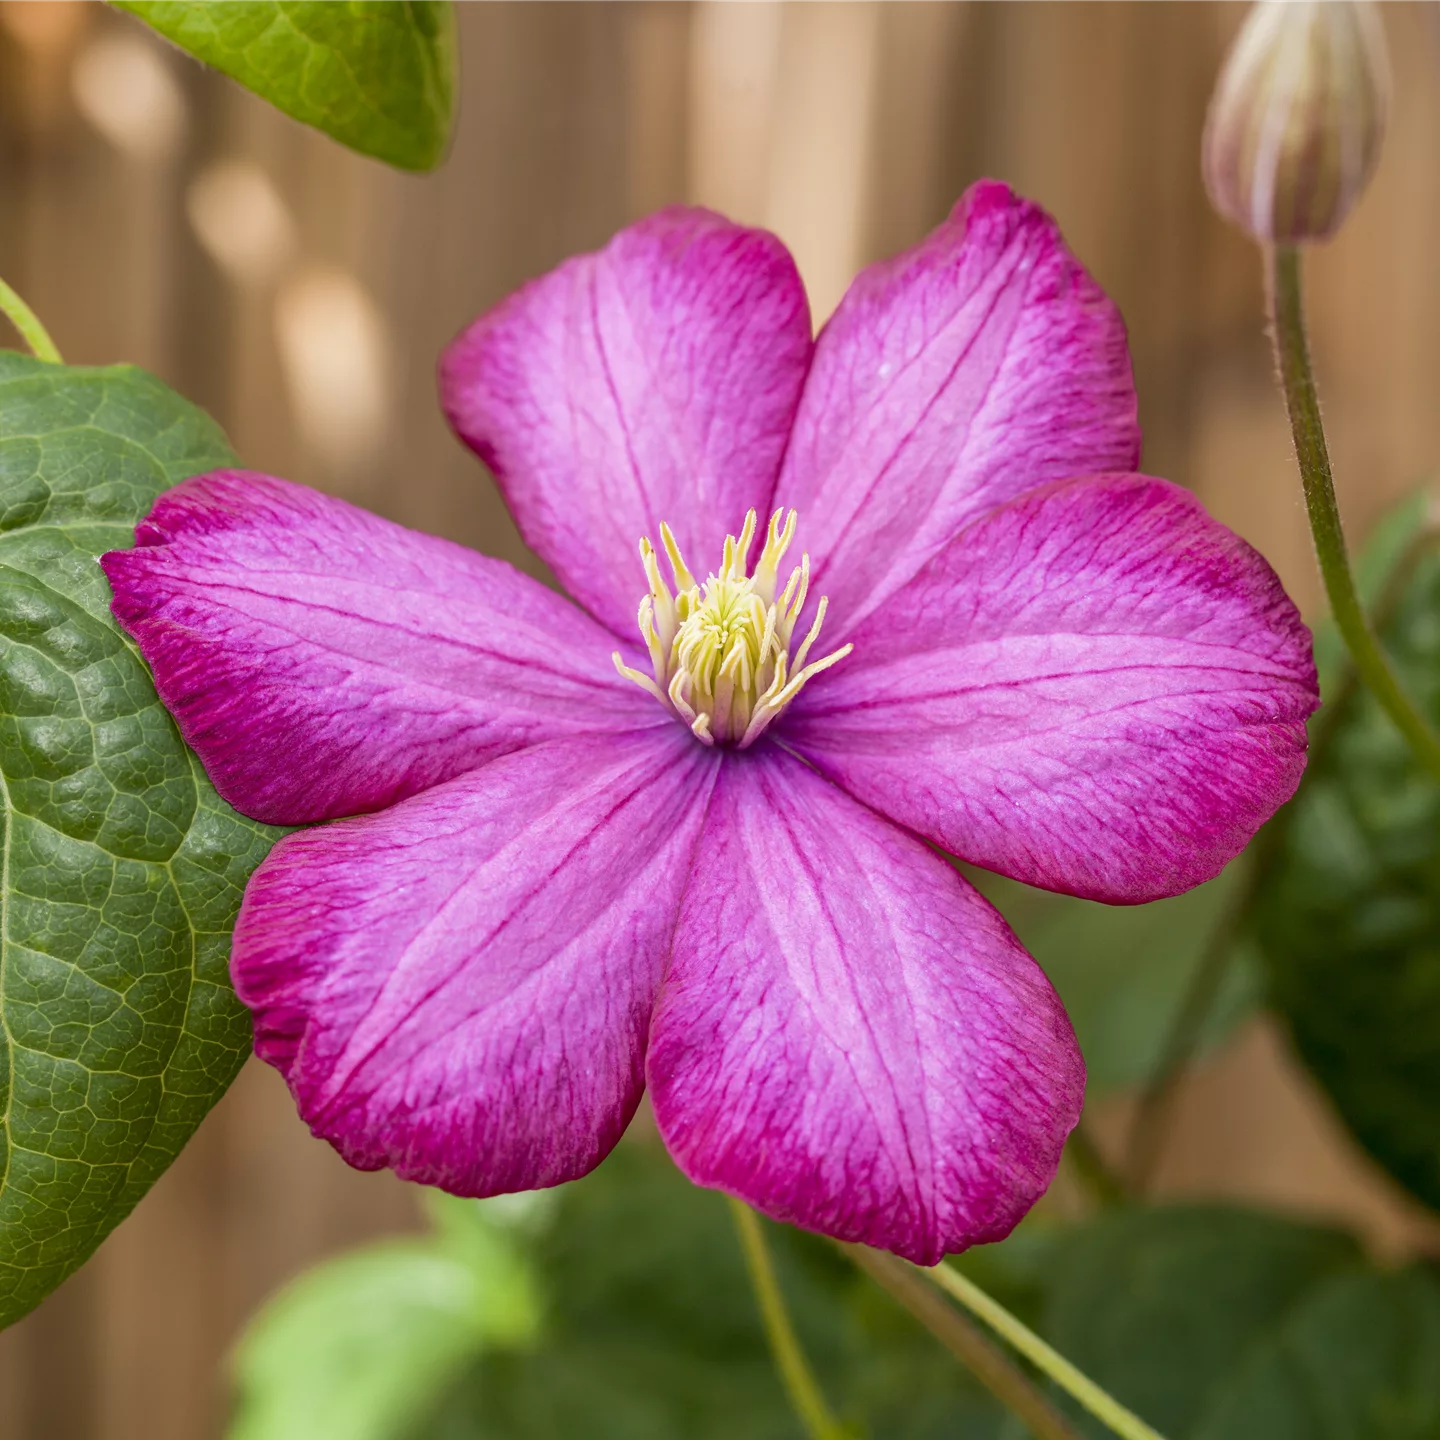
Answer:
[{"left": 1, "top": 3, "right": 1438, "bottom": 1436}]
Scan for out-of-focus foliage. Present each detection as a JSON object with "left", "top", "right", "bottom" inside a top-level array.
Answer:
[
  {"left": 232, "top": 1155, "right": 1440, "bottom": 1440},
  {"left": 1191, "top": 1268, "right": 1440, "bottom": 1439},
  {"left": 974, "top": 864, "right": 1257, "bottom": 1094},
  {"left": 1043, "top": 1207, "right": 1362, "bottom": 1436},
  {"left": 113, "top": 1, "right": 456, "bottom": 171},
  {"left": 1255, "top": 485, "right": 1440, "bottom": 1212},
  {"left": 229, "top": 1193, "right": 543, "bottom": 1440},
  {"left": 422, "top": 1143, "right": 1032, "bottom": 1440},
  {"left": 1048, "top": 1204, "right": 1440, "bottom": 1437},
  {"left": 0, "top": 354, "right": 279, "bottom": 1329},
  {"left": 232, "top": 1143, "right": 1034, "bottom": 1440}
]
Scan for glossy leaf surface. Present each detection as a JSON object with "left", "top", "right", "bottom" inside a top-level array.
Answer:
[
  {"left": 115, "top": 1, "right": 456, "bottom": 171},
  {"left": 0, "top": 354, "right": 278, "bottom": 1327}
]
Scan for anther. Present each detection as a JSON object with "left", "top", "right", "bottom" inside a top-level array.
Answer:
[{"left": 614, "top": 507, "right": 850, "bottom": 747}]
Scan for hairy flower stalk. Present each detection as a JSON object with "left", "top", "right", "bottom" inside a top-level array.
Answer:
[
  {"left": 614, "top": 507, "right": 851, "bottom": 747},
  {"left": 1198, "top": 4, "right": 1440, "bottom": 778},
  {"left": 1265, "top": 247, "right": 1440, "bottom": 780}
]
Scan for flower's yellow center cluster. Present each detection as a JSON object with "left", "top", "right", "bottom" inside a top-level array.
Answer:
[{"left": 614, "top": 509, "right": 851, "bottom": 748}]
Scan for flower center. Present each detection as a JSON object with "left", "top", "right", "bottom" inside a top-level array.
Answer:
[{"left": 613, "top": 508, "right": 851, "bottom": 748}]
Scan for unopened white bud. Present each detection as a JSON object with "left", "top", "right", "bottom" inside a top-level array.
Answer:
[{"left": 1203, "top": 1, "right": 1390, "bottom": 245}]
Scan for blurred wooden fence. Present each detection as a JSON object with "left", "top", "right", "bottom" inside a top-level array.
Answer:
[{"left": 1, "top": 3, "right": 1439, "bottom": 1436}]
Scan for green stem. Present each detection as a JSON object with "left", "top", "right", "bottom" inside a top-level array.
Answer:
[
  {"left": 925, "top": 1260, "right": 1167, "bottom": 1440},
  {"left": 1268, "top": 243, "right": 1440, "bottom": 780},
  {"left": 728, "top": 1200, "right": 847, "bottom": 1440},
  {"left": 0, "top": 278, "right": 62, "bottom": 364},
  {"left": 1309, "top": 528, "right": 1440, "bottom": 782},
  {"left": 839, "top": 1243, "right": 1083, "bottom": 1440}
]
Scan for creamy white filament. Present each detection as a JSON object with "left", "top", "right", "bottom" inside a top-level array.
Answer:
[{"left": 613, "top": 508, "right": 851, "bottom": 747}]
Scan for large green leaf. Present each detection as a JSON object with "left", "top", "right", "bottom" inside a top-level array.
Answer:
[
  {"left": 1253, "top": 486, "right": 1440, "bottom": 1211},
  {"left": 230, "top": 1193, "right": 542, "bottom": 1440},
  {"left": 1193, "top": 1267, "right": 1440, "bottom": 1439},
  {"left": 1042, "top": 1206, "right": 1362, "bottom": 1437},
  {"left": 114, "top": 1, "right": 456, "bottom": 172},
  {"left": 0, "top": 353, "right": 279, "bottom": 1327}
]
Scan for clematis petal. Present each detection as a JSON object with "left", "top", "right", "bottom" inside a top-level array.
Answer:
[
  {"left": 440, "top": 208, "right": 813, "bottom": 637},
  {"left": 648, "top": 749, "right": 1084, "bottom": 1264},
  {"left": 234, "top": 729, "right": 720, "bottom": 1196},
  {"left": 783, "top": 474, "right": 1318, "bottom": 903},
  {"left": 102, "top": 471, "right": 655, "bottom": 826},
  {"left": 777, "top": 179, "right": 1140, "bottom": 637}
]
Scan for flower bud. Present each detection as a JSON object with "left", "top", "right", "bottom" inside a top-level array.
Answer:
[{"left": 1203, "top": 1, "right": 1390, "bottom": 244}]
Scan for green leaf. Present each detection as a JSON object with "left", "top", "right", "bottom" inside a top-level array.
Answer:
[
  {"left": 1192, "top": 1267, "right": 1440, "bottom": 1440},
  {"left": 0, "top": 353, "right": 279, "bottom": 1327},
  {"left": 113, "top": 1, "right": 456, "bottom": 172},
  {"left": 1041, "top": 1206, "right": 1362, "bottom": 1437},
  {"left": 972, "top": 863, "right": 1257, "bottom": 1094},
  {"left": 229, "top": 1195, "right": 542, "bottom": 1440},
  {"left": 1254, "top": 486, "right": 1440, "bottom": 1212},
  {"left": 419, "top": 1143, "right": 1020, "bottom": 1440}
]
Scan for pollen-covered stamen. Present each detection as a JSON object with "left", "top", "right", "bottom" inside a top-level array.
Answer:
[{"left": 612, "top": 508, "right": 852, "bottom": 747}]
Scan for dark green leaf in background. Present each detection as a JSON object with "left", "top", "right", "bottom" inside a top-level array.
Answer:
[
  {"left": 232, "top": 1161, "right": 1440, "bottom": 1440},
  {"left": 0, "top": 353, "right": 279, "bottom": 1327},
  {"left": 428, "top": 1145, "right": 841, "bottom": 1440},
  {"left": 243, "top": 1142, "right": 1030, "bottom": 1440},
  {"left": 1192, "top": 1267, "right": 1440, "bottom": 1440},
  {"left": 113, "top": 1, "right": 457, "bottom": 172},
  {"left": 1043, "top": 1206, "right": 1361, "bottom": 1437},
  {"left": 1043, "top": 1205, "right": 1440, "bottom": 1440},
  {"left": 1254, "top": 485, "right": 1440, "bottom": 1213}
]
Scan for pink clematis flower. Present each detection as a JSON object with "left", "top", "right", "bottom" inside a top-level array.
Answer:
[{"left": 102, "top": 182, "right": 1317, "bottom": 1263}]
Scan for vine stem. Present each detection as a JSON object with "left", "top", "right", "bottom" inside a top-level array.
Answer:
[
  {"left": 1128, "top": 257, "right": 1440, "bottom": 1191},
  {"left": 924, "top": 1260, "right": 1167, "bottom": 1440},
  {"left": 838, "top": 1243, "right": 1083, "bottom": 1440},
  {"left": 728, "top": 1200, "right": 848, "bottom": 1440},
  {"left": 1268, "top": 243, "right": 1440, "bottom": 780},
  {"left": 0, "top": 278, "right": 62, "bottom": 364}
]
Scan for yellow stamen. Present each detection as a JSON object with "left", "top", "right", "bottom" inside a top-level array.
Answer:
[
  {"left": 612, "top": 508, "right": 851, "bottom": 748},
  {"left": 659, "top": 522, "right": 696, "bottom": 593}
]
